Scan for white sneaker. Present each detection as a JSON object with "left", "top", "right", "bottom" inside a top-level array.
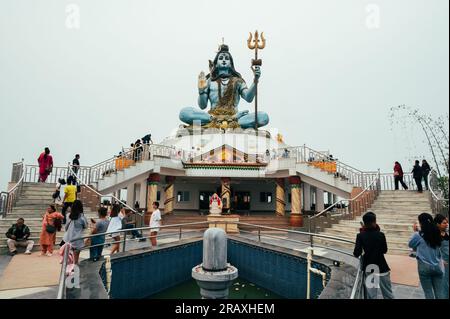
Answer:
[
  {"left": 24, "top": 250, "right": 32, "bottom": 255},
  {"left": 46, "top": 252, "right": 53, "bottom": 257}
]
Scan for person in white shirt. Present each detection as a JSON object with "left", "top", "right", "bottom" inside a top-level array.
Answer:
[
  {"left": 106, "top": 204, "right": 124, "bottom": 254},
  {"left": 149, "top": 202, "right": 162, "bottom": 247}
]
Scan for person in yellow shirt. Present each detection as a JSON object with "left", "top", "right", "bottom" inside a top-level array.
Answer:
[{"left": 62, "top": 176, "right": 77, "bottom": 224}]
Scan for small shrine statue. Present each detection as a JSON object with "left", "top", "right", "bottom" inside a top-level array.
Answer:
[
  {"left": 179, "top": 44, "right": 269, "bottom": 130},
  {"left": 209, "top": 193, "right": 223, "bottom": 216}
]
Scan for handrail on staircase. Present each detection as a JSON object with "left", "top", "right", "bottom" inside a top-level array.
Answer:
[
  {"left": 68, "top": 165, "right": 145, "bottom": 223},
  {"left": 1, "top": 160, "right": 25, "bottom": 218},
  {"left": 308, "top": 170, "right": 381, "bottom": 241}
]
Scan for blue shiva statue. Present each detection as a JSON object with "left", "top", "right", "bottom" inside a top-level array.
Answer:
[{"left": 179, "top": 44, "right": 269, "bottom": 129}]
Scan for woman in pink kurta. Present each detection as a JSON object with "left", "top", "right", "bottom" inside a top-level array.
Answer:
[
  {"left": 37, "top": 148, "right": 53, "bottom": 182},
  {"left": 40, "top": 205, "right": 64, "bottom": 256}
]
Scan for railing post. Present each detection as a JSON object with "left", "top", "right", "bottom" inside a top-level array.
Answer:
[
  {"left": 179, "top": 226, "right": 182, "bottom": 241},
  {"left": 122, "top": 231, "right": 127, "bottom": 252},
  {"left": 258, "top": 227, "right": 261, "bottom": 243},
  {"left": 306, "top": 247, "right": 313, "bottom": 300}
]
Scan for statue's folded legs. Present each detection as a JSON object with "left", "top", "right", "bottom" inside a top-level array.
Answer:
[
  {"left": 179, "top": 107, "right": 212, "bottom": 126},
  {"left": 180, "top": 107, "right": 270, "bottom": 129},
  {"left": 238, "top": 111, "right": 270, "bottom": 129}
]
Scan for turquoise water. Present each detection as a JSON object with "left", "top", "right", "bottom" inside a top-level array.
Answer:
[{"left": 149, "top": 278, "right": 282, "bottom": 299}]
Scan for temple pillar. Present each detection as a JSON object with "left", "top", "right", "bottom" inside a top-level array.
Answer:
[
  {"left": 146, "top": 173, "right": 160, "bottom": 224},
  {"left": 289, "top": 176, "right": 303, "bottom": 227},
  {"left": 275, "top": 178, "right": 286, "bottom": 216},
  {"left": 327, "top": 192, "right": 333, "bottom": 205},
  {"left": 221, "top": 177, "right": 231, "bottom": 213},
  {"left": 126, "top": 183, "right": 135, "bottom": 207},
  {"left": 139, "top": 180, "right": 147, "bottom": 210},
  {"left": 164, "top": 176, "right": 176, "bottom": 215},
  {"left": 303, "top": 183, "right": 311, "bottom": 212},
  {"left": 316, "top": 188, "right": 325, "bottom": 212}
]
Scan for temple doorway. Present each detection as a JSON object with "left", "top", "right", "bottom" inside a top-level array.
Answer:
[
  {"left": 233, "top": 191, "right": 251, "bottom": 211},
  {"left": 199, "top": 191, "right": 215, "bottom": 210}
]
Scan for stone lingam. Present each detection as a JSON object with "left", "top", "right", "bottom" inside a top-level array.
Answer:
[{"left": 192, "top": 228, "right": 238, "bottom": 299}]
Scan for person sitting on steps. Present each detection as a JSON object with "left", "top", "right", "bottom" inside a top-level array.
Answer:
[{"left": 5, "top": 218, "right": 34, "bottom": 256}]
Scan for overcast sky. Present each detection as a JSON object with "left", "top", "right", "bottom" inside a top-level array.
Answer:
[{"left": 0, "top": 0, "right": 448, "bottom": 189}]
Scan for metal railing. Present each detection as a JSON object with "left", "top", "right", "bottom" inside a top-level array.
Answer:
[
  {"left": 276, "top": 145, "right": 378, "bottom": 189},
  {"left": 1, "top": 160, "right": 25, "bottom": 218},
  {"left": 308, "top": 172, "right": 381, "bottom": 238},
  {"left": 428, "top": 169, "right": 449, "bottom": 217},
  {"left": 56, "top": 220, "right": 365, "bottom": 299},
  {"left": 68, "top": 165, "right": 146, "bottom": 228},
  {"left": 82, "top": 144, "right": 179, "bottom": 185},
  {"left": 22, "top": 164, "right": 70, "bottom": 184}
]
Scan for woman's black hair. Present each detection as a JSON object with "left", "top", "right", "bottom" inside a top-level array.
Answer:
[
  {"left": 110, "top": 204, "right": 121, "bottom": 218},
  {"left": 418, "top": 213, "right": 442, "bottom": 248},
  {"left": 434, "top": 214, "right": 448, "bottom": 225},
  {"left": 98, "top": 207, "right": 108, "bottom": 218},
  {"left": 69, "top": 200, "right": 84, "bottom": 220},
  {"left": 48, "top": 205, "right": 56, "bottom": 213}
]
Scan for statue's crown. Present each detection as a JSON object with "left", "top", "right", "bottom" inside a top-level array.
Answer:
[{"left": 217, "top": 44, "right": 229, "bottom": 53}]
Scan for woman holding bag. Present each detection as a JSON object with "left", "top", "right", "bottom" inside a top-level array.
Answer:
[{"left": 39, "top": 205, "right": 64, "bottom": 256}]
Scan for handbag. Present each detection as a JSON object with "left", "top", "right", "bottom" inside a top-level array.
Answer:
[{"left": 45, "top": 214, "right": 56, "bottom": 234}]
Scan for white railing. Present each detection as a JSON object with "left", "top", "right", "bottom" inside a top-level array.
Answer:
[
  {"left": 428, "top": 169, "right": 449, "bottom": 217},
  {"left": 308, "top": 172, "right": 382, "bottom": 238},
  {"left": 1, "top": 160, "right": 25, "bottom": 218}
]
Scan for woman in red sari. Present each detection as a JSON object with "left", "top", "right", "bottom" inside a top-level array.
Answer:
[{"left": 37, "top": 147, "right": 53, "bottom": 182}]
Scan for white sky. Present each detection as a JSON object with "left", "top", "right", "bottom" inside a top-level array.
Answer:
[{"left": 0, "top": 0, "right": 448, "bottom": 189}]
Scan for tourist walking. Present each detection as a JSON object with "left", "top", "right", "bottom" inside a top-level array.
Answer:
[
  {"left": 106, "top": 204, "right": 124, "bottom": 254},
  {"left": 393, "top": 161, "right": 408, "bottom": 190},
  {"left": 122, "top": 209, "right": 145, "bottom": 241},
  {"left": 409, "top": 213, "right": 445, "bottom": 299},
  {"left": 62, "top": 176, "right": 77, "bottom": 224},
  {"left": 5, "top": 218, "right": 34, "bottom": 256},
  {"left": 39, "top": 205, "right": 63, "bottom": 256},
  {"left": 53, "top": 178, "right": 66, "bottom": 206},
  {"left": 62, "top": 200, "right": 88, "bottom": 265},
  {"left": 142, "top": 133, "right": 153, "bottom": 145},
  {"left": 353, "top": 212, "right": 394, "bottom": 299},
  {"left": 149, "top": 202, "right": 162, "bottom": 247},
  {"left": 37, "top": 147, "right": 53, "bottom": 182},
  {"left": 421, "top": 159, "right": 431, "bottom": 191},
  {"left": 89, "top": 207, "right": 110, "bottom": 262},
  {"left": 412, "top": 160, "right": 423, "bottom": 193},
  {"left": 72, "top": 154, "right": 80, "bottom": 178},
  {"left": 434, "top": 214, "right": 449, "bottom": 298}
]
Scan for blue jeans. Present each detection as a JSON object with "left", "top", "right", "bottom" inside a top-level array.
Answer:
[
  {"left": 443, "top": 262, "right": 449, "bottom": 299},
  {"left": 89, "top": 236, "right": 105, "bottom": 261},
  {"left": 124, "top": 224, "right": 142, "bottom": 238},
  {"left": 418, "top": 260, "right": 445, "bottom": 299}
]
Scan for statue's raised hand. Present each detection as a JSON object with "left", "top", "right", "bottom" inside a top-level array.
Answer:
[{"left": 198, "top": 71, "right": 207, "bottom": 92}]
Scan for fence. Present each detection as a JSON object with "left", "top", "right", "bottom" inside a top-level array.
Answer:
[{"left": 57, "top": 220, "right": 364, "bottom": 299}]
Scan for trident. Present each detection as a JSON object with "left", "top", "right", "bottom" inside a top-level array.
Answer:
[{"left": 247, "top": 30, "right": 266, "bottom": 130}]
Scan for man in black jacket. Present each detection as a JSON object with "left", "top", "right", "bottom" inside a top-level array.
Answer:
[
  {"left": 5, "top": 218, "right": 34, "bottom": 256},
  {"left": 354, "top": 212, "right": 394, "bottom": 299}
]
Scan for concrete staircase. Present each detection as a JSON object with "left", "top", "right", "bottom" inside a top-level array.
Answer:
[
  {"left": 0, "top": 183, "right": 97, "bottom": 254},
  {"left": 315, "top": 191, "right": 432, "bottom": 255}
]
